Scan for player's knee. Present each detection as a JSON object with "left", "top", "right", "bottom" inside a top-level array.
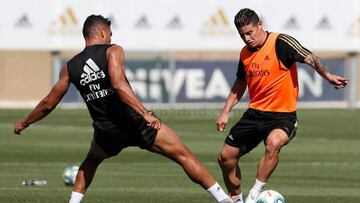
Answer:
[
  {"left": 267, "top": 130, "right": 288, "bottom": 147},
  {"left": 218, "top": 150, "right": 236, "bottom": 167},
  {"left": 266, "top": 135, "right": 287, "bottom": 150},
  {"left": 265, "top": 140, "right": 283, "bottom": 159}
]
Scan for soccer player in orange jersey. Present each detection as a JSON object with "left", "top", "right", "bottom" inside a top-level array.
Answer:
[{"left": 216, "top": 8, "right": 349, "bottom": 203}]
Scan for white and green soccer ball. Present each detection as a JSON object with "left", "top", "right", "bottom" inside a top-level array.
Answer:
[
  {"left": 63, "top": 165, "right": 79, "bottom": 186},
  {"left": 256, "top": 190, "right": 285, "bottom": 203}
]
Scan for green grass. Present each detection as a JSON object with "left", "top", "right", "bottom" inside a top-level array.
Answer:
[{"left": 1, "top": 108, "right": 360, "bottom": 202}]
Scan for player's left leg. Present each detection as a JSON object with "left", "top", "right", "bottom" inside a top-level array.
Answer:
[
  {"left": 69, "top": 140, "right": 109, "bottom": 203},
  {"left": 245, "top": 129, "right": 288, "bottom": 203},
  {"left": 146, "top": 124, "right": 233, "bottom": 203},
  {"left": 258, "top": 129, "right": 288, "bottom": 181}
]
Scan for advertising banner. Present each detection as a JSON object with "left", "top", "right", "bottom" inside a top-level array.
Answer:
[
  {"left": 58, "top": 58, "right": 347, "bottom": 104},
  {"left": 172, "top": 60, "right": 346, "bottom": 103}
]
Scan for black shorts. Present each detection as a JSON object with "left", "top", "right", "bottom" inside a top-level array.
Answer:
[
  {"left": 225, "top": 108, "right": 298, "bottom": 155},
  {"left": 93, "top": 118, "right": 158, "bottom": 157}
]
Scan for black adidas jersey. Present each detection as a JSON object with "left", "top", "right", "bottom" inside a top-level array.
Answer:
[
  {"left": 67, "top": 44, "right": 141, "bottom": 130},
  {"left": 237, "top": 33, "right": 312, "bottom": 81}
]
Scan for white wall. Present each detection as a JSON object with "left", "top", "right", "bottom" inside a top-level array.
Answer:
[{"left": 0, "top": 0, "right": 359, "bottom": 51}]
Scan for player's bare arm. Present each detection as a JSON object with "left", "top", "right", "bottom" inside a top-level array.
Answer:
[
  {"left": 14, "top": 64, "right": 70, "bottom": 134},
  {"left": 107, "top": 45, "right": 161, "bottom": 130},
  {"left": 304, "top": 54, "right": 349, "bottom": 89},
  {"left": 216, "top": 78, "right": 247, "bottom": 132}
]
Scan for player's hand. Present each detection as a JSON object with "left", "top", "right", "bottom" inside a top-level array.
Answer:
[
  {"left": 216, "top": 112, "right": 228, "bottom": 132},
  {"left": 14, "top": 119, "right": 29, "bottom": 135},
  {"left": 326, "top": 73, "right": 349, "bottom": 89},
  {"left": 144, "top": 112, "right": 161, "bottom": 130}
]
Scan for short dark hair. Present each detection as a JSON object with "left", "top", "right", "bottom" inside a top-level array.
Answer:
[
  {"left": 234, "top": 8, "right": 259, "bottom": 28},
  {"left": 82, "top": 15, "right": 111, "bottom": 38}
]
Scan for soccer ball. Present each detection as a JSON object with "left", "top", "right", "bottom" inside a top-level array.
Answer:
[
  {"left": 63, "top": 165, "right": 79, "bottom": 186},
  {"left": 256, "top": 190, "right": 285, "bottom": 203}
]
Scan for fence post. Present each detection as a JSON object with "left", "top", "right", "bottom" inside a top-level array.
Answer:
[{"left": 347, "top": 52, "right": 358, "bottom": 109}]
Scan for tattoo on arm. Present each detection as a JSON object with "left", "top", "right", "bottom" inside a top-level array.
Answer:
[{"left": 304, "top": 54, "right": 330, "bottom": 80}]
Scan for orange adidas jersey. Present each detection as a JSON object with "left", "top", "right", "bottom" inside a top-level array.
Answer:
[{"left": 240, "top": 32, "right": 298, "bottom": 112}]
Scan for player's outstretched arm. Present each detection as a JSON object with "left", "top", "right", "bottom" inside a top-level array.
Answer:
[
  {"left": 14, "top": 64, "right": 70, "bottom": 134},
  {"left": 304, "top": 54, "right": 349, "bottom": 89},
  {"left": 216, "top": 78, "right": 246, "bottom": 132},
  {"left": 107, "top": 45, "right": 161, "bottom": 130}
]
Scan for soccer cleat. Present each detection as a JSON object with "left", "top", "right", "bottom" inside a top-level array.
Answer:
[
  {"left": 245, "top": 192, "right": 259, "bottom": 203},
  {"left": 219, "top": 197, "right": 234, "bottom": 203},
  {"left": 232, "top": 195, "right": 243, "bottom": 203}
]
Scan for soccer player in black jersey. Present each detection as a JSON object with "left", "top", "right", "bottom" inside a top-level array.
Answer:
[{"left": 14, "top": 15, "right": 233, "bottom": 203}]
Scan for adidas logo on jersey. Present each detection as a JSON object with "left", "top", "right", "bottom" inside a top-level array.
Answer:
[{"left": 80, "top": 58, "right": 106, "bottom": 86}]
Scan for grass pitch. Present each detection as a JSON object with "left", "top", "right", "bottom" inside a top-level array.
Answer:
[{"left": 0, "top": 108, "right": 359, "bottom": 203}]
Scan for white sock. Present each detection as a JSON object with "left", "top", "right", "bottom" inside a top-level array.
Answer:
[
  {"left": 232, "top": 193, "right": 244, "bottom": 202},
  {"left": 247, "top": 179, "right": 266, "bottom": 200},
  {"left": 69, "top": 191, "right": 84, "bottom": 203},
  {"left": 206, "top": 182, "right": 230, "bottom": 202},
  {"left": 252, "top": 178, "right": 266, "bottom": 192}
]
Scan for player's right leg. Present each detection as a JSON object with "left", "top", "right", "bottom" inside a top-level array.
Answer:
[
  {"left": 69, "top": 140, "right": 109, "bottom": 203},
  {"left": 218, "top": 144, "right": 244, "bottom": 202},
  {"left": 146, "top": 124, "right": 233, "bottom": 203},
  {"left": 218, "top": 109, "right": 263, "bottom": 203}
]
